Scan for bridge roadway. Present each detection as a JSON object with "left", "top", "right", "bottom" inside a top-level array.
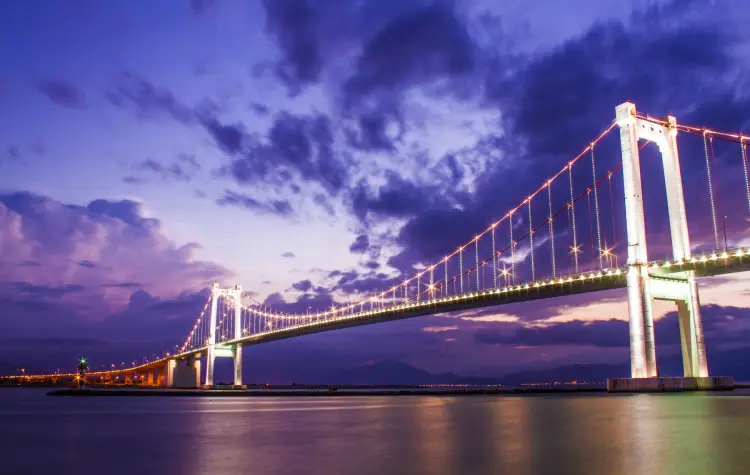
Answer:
[{"left": 13, "top": 247, "right": 750, "bottom": 381}]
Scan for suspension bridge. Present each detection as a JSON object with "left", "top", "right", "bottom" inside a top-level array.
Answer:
[{"left": 6, "top": 102, "right": 750, "bottom": 390}]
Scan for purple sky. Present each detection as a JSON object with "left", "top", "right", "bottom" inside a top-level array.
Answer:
[{"left": 1, "top": 0, "right": 750, "bottom": 379}]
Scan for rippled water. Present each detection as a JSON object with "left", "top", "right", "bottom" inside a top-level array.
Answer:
[{"left": 1, "top": 388, "right": 749, "bottom": 475}]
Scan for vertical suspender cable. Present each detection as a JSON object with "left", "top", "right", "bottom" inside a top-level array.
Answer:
[
  {"left": 741, "top": 136, "right": 750, "bottom": 216},
  {"left": 548, "top": 181, "right": 556, "bottom": 279},
  {"left": 475, "top": 238, "right": 480, "bottom": 290},
  {"left": 510, "top": 213, "right": 516, "bottom": 284},
  {"left": 459, "top": 247, "right": 464, "bottom": 293},
  {"left": 703, "top": 131, "right": 720, "bottom": 249},
  {"left": 492, "top": 226, "right": 497, "bottom": 287},
  {"left": 417, "top": 274, "right": 421, "bottom": 301},
  {"left": 568, "top": 165, "right": 579, "bottom": 273},
  {"left": 430, "top": 267, "right": 434, "bottom": 299},
  {"left": 587, "top": 190, "right": 595, "bottom": 268},
  {"left": 528, "top": 198, "right": 535, "bottom": 281},
  {"left": 709, "top": 137, "right": 728, "bottom": 251},
  {"left": 591, "top": 146, "right": 603, "bottom": 269},
  {"left": 608, "top": 172, "right": 616, "bottom": 249},
  {"left": 444, "top": 258, "right": 448, "bottom": 296}
]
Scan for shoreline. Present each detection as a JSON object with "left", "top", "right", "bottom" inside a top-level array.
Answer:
[
  {"left": 45, "top": 386, "right": 746, "bottom": 397},
  {"left": 48, "top": 387, "right": 606, "bottom": 397}
]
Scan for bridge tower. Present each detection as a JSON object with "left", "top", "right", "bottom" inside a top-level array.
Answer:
[
  {"left": 204, "top": 283, "right": 245, "bottom": 388},
  {"left": 616, "top": 102, "right": 708, "bottom": 379}
]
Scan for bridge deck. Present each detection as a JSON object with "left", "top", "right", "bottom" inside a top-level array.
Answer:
[{"left": 15, "top": 247, "right": 749, "bottom": 379}]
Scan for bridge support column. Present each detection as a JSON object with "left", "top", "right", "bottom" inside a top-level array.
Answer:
[
  {"left": 651, "top": 275, "right": 708, "bottom": 377},
  {"left": 160, "top": 360, "right": 176, "bottom": 387},
  {"left": 616, "top": 101, "right": 710, "bottom": 380},
  {"left": 204, "top": 283, "right": 219, "bottom": 387},
  {"left": 233, "top": 285, "right": 243, "bottom": 388},
  {"left": 617, "top": 102, "right": 657, "bottom": 378}
]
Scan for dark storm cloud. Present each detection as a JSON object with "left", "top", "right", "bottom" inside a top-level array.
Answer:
[
  {"left": 342, "top": 1, "right": 477, "bottom": 106},
  {"left": 351, "top": 172, "right": 440, "bottom": 223},
  {"left": 103, "top": 73, "right": 349, "bottom": 211},
  {"left": 216, "top": 190, "right": 294, "bottom": 217},
  {"left": 106, "top": 72, "right": 194, "bottom": 124},
  {"left": 214, "top": 111, "right": 351, "bottom": 194},
  {"left": 488, "top": 5, "right": 736, "bottom": 160},
  {"left": 291, "top": 279, "right": 313, "bottom": 293},
  {"left": 344, "top": 111, "right": 402, "bottom": 152},
  {"left": 384, "top": 0, "right": 749, "bottom": 271},
  {"left": 36, "top": 79, "right": 86, "bottom": 108},
  {"left": 260, "top": 0, "right": 481, "bottom": 101},
  {"left": 200, "top": 115, "right": 248, "bottom": 154},
  {"left": 348, "top": 234, "right": 369, "bottom": 254},
  {"left": 130, "top": 154, "right": 202, "bottom": 183},
  {"left": 260, "top": 0, "right": 326, "bottom": 92}
]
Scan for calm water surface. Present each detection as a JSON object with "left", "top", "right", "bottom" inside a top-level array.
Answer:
[{"left": 1, "top": 388, "right": 749, "bottom": 475}]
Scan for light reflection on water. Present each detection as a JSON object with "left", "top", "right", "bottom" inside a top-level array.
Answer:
[{"left": 1, "top": 389, "right": 749, "bottom": 475}]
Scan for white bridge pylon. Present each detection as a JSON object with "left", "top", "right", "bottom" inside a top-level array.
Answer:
[
  {"left": 616, "top": 102, "right": 708, "bottom": 379},
  {"left": 205, "top": 283, "right": 243, "bottom": 387}
]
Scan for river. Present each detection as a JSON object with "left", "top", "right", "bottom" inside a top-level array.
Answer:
[{"left": 1, "top": 388, "right": 749, "bottom": 474}]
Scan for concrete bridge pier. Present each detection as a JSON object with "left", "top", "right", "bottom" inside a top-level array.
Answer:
[
  {"left": 159, "top": 360, "right": 176, "bottom": 387},
  {"left": 173, "top": 358, "right": 201, "bottom": 388},
  {"left": 233, "top": 343, "right": 243, "bottom": 388}
]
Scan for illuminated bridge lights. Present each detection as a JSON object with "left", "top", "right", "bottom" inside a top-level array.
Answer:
[{"left": 9, "top": 247, "right": 750, "bottom": 381}]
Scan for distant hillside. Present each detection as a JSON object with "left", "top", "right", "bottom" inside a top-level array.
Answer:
[{"left": 282, "top": 347, "right": 750, "bottom": 386}]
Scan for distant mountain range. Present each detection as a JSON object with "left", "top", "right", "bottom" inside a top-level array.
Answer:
[
  {"left": 280, "top": 347, "right": 750, "bottom": 386},
  {"left": 5, "top": 347, "right": 748, "bottom": 386}
]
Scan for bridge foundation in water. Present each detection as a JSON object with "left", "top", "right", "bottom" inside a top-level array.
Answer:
[{"left": 616, "top": 101, "right": 712, "bottom": 382}]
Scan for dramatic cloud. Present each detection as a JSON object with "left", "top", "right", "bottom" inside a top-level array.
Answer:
[
  {"left": 374, "top": 0, "right": 750, "bottom": 273},
  {"left": 291, "top": 279, "right": 313, "bottom": 293},
  {"left": 216, "top": 190, "right": 294, "bottom": 217},
  {"left": 0, "top": 192, "right": 232, "bottom": 317},
  {"left": 126, "top": 154, "right": 201, "bottom": 183},
  {"left": 213, "top": 111, "right": 350, "bottom": 196},
  {"left": 36, "top": 79, "right": 86, "bottom": 108},
  {"left": 106, "top": 72, "right": 194, "bottom": 124},
  {"left": 348, "top": 234, "right": 369, "bottom": 254},
  {"left": 260, "top": 0, "right": 482, "bottom": 102}
]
